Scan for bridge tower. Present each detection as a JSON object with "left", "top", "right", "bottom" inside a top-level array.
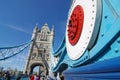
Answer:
[{"left": 24, "top": 23, "right": 54, "bottom": 75}]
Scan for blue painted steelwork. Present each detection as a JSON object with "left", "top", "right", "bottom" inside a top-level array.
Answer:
[
  {"left": 0, "top": 40, "right": 32, "bottom": 61},
  {"left": 64, "top": 56, "right": 120, "bottom": 80},
  {"left": 51, "top": 0, "right": 120, "bottom": 79}
]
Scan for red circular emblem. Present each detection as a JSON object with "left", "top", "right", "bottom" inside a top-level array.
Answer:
[{"left": 67, "top": 5, "right": 84, "bottom": 45}]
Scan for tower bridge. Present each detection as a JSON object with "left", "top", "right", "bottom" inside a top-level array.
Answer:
[
  {"left": 0, "top": 0, "right": 120, "bottom": 80},
  {"left": 24, "top": 23, "right": 54, "bottom": 76}
]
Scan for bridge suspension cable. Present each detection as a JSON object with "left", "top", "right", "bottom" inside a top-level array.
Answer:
[{"left": 0, "top": 40, "right": 33, "bottom": 61}]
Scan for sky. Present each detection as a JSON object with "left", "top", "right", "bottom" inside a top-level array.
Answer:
[{"left": 0, "top": 0, "right": 71, "bottom": 71}]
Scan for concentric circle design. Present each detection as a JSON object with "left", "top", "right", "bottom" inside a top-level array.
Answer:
[
  {"left": 66, "top": 0, "right": 102, "bottom": 60},
  {"left": 68, "top": 5, "right": 84, "bottom": 45}
]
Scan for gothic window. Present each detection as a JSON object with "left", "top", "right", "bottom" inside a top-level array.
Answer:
[
  {"left": 34, "top": 45, "right": 37, "bottom": 48},
  {"left": 46, "top": 35, "right": 47, "bottom": 40},
  {"left": 47, "top": 31, "right": 50, "bottom": 34},
  {"left": 41, "top": 34, "right": 47, "bottom": 41},
  {"left": 31, "top": 57, "right": 34, "bottom": 59},
  {"left": 38, "top": 50, "right": 42, "bottom": 57},
  {"left": 38, "top": 35, "right": 40, "bottom": 40},
  {"left": 46, "top": 54, "right": 49, "bottom": 57},
  {"left": 31, "top": 53, "right": 36, "bottom": 59},
  {"left": 40, "top": 29, "right": 48, "bottom": 41},
  {"left": 33, "top": 53, "right": 36, "bottom": 57},
  {"left": 46, "top": 45, "right": 49, "bottom": 48},
  {"left": 44, "top": 48, "right": 46, "bottom": 53},
  {"left": 37, "top": 35, "right": 39, "bottom": 41},
  {"left": 43, "top": 34, "right": 47, "bottom": 41},
  {"left": 39, "top": 44, "right": 43, "bottom": 48},
  {"left": 40, "top": 34, "right": 43, "bottom": 40},
  {"left": 43, "top": 33, "right": 45, "bottom": 40}
]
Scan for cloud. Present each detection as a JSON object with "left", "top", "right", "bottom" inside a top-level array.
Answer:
[
  {"left": 6, "top": 24, "right": 31, "bottom": 34},
  {"left": 0, "top": 23, "right": 31, "bottom": 35}
]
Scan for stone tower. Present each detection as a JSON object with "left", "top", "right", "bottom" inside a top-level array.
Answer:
[{"left": 24, "top": 23, "right": 54, "bottom": 75}]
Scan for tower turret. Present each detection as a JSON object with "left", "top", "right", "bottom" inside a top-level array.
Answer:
[
  {"left": 31, "top": 24, "right": 38, "bottom": 40},
  {"left": 24, "top": 23, "right": 54, "bottom": 76}
]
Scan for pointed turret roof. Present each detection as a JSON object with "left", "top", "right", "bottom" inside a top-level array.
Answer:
[
  {"left": 41, "top": 23, "right": 50, "bottom": 32},
  {"left": 33, "top": 24, "right": 38, "bottom": 33}
]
